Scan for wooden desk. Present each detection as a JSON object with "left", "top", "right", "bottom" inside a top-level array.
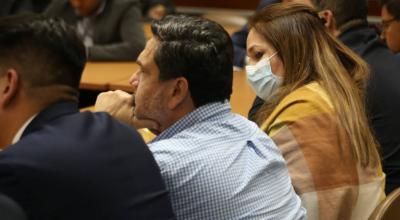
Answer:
[
  {"left": 224, "top": 25, "right": 240, "bottom": 36},
  {"left": 109, "top": 77, "right": 134, "bottom": 92},
  {"left": 109, "top": 70, "right": 255, "bottom": 117},
  {"left": 144, "top": 23, "right": 152, "bottom": 39},
  {"left": 230, "top": 70, "right": 255, "bottom": 116},
  {"left": 80, "top": 62, "right": 139, "bottom": 91}
]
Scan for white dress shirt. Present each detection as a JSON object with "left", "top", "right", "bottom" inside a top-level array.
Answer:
[{"left": 11, "top": 114, "right": 37, "bottom": 144}]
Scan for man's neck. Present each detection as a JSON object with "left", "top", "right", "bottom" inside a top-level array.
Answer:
[{"left": 156, "top": 100, "right": 196, "bottom": 135}]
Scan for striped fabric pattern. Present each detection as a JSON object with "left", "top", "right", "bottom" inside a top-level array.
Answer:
[
  {"left": 149, "top": 101, "right": 306, "bottom": 220},
  {"left": 261, "top": 82, "right": 386, "bottom": 220}
]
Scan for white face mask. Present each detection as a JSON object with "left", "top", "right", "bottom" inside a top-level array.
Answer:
[{"left": 245, "top": 52, "right": 281, "bottom": 101}]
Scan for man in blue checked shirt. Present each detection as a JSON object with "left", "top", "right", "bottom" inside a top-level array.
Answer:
[{"left": 95, "top": 14, "right": 306, "bottom": 219}]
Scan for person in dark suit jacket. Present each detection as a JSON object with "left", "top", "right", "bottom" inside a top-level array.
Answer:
[
  {"left": 0, "top": 0, "right": 33, "bottom": 16},
  {"left": 248, "top": 0, "right": 400, "bottom": 194},
  {"left": 45, "top": 0, "right": 146, "bottom": 61},
  {"left": 0, "top": 14, "right": 175, "bottom": 220},
  {"left": 0, "top": 194, "right": 27, "bottom": 220},
  {"left": 0, "top": 0, "right": 51, "bottom": 16},
  {"left": 380, "top": 0, "right": 400, "bottom": 54}
]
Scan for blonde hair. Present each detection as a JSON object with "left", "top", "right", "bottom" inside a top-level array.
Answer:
[{"left": 250, "top": 3, "right": 380, "bottom": 167}]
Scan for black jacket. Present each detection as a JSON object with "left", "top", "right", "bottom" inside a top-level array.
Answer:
[
  {"left": 0, "top": 102, "right": 175, "bottom": 220},
  {"left": 340, "top": 25, "right": 400, "bottom": 194}
]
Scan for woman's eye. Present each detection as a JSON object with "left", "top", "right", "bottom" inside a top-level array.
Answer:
[{"left": 254, "top": 51, "right": 264, "bottom": 59}]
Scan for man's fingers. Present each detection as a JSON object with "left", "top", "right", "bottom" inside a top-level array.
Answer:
[
  {"left": 95, "top": 90, "right": 133, "bottom": 111},
  {"left": 114, "top": 90, "right": 135, "bottom": 105},
  {"left": 94, "top": 91, "right": 135, "bottom": 125}
]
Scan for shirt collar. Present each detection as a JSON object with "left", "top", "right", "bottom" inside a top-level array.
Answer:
[
  {"left": 94, "top": 0, "right": 106, "bottom": 17},
  {"left": 11, "top": 114, "right": 38, "bottom": 144},
  {"left": 150, "top": 101, "right": 231, "bottom": 143}
]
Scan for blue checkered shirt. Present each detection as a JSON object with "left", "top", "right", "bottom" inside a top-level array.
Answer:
[{"left": 149, "top": 101, "right": 306, "bottom": 219}]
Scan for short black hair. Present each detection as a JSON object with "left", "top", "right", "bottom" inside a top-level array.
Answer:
[
  {"left": 0, "top": 13, "right": 86, "bottom": 99},
  {"left": 312, "top": 0, "right": 368, "bottom": 28},
  {"left": 151, "top": 15, "right": 233, "bottom": 107},
  {"left": 381, "top": 0, "right": 400, "bottom": 18}
]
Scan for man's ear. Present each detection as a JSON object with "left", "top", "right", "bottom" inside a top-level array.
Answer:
[
  {"left": 0, "top": 69, "right": 19, "bottom": 108},
  {"left": 318, "top": 9, "right": 337, "bottom": 34},
  {"left": 167, "top": 77, "right": 190, "bottom": 110}
]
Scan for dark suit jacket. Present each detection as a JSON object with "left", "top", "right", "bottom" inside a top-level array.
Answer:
[
  {"left": 248, "top": 25, "right": 400, "bottom": 194},
  {"left": 0, "top": 0, "right": 33, "bottom": 16},
  {"left": 340, "top": 25, "right": 400, "bottom": 194},
  {"left": 45, "top": 0, "right": 146, "bottom": 61},
  {"left": 0, "top": 102, "right": 175, "bottom": 220}
]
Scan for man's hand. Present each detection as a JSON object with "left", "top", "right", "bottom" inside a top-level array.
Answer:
[
  {"left": 95, "top": 90, "right": 160, "bottom": 131},
  {"left": 95, "top": 90, "right": 134, "bottom": 124}
]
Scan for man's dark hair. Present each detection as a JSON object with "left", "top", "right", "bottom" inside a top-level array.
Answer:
[
  {"left": 381, "top": 0, "right": 400, "bottom": 18},
  {"left": 0, "top": 13, "right": 86, "bottom": 100},
  {"left": 151, "top": 15, "right": 233, "bottom": 107},
  {"left": 311, "top": 0, "right": 368, "bottom": 29}
]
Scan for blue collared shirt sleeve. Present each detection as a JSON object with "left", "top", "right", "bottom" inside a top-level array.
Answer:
[{"left": 149, "top": 102, "right": 306, "bottom": 219}]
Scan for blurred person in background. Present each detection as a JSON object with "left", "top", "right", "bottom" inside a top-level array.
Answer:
[
  {"left": 141, "top": 0, "right": 175, "bottom": 20},
  {"left": 1, "top": 0, "right": 50, "bottom": 16},
  {"left": 45, "top": 0, "right": 146, "bottom": 61},
  {"left": 231, "top": 0, "right": 313, "bottom": 68},
  {"left": 380, "top": 0, "right": 400, "bottom": 55},
  {"left": 232, "top": 0, "right": 280, "bottom": 68}
]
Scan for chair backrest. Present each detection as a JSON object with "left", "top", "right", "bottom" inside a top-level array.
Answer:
[
  {"left": 0, "top": 194, "right": 27, "bottom": 220},
  {"left": 369, "top": 187, "right": 400, "bottom": 220}
]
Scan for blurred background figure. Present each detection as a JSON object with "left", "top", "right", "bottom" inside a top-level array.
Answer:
[
  {"left": 231, "top": 0, "right": 314, "bottom": 68},
  {"left": 0, "top": 0, "right": 50, "bottom": 16},
  {"left": 231, "top": 0, "right": 280, "bottom": 68},
  {"left": 140, "top": 0, "right": 175, "bottom": 20},
  {"left": 380, "top": 0, "right": 400, "bottom": 55},
  {"left": 45, "top": 0, "right": 146, "bottom": 61},
  {"left": 1, "top": 0, "right": 33, "bottom": 16}
]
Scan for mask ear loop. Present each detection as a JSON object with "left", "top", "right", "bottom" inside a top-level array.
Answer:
[{"left": 267, "top": 51, "right": 279, "bottom": 61}]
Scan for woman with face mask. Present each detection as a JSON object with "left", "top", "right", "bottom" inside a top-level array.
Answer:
[{"left": 246, "top": 3, "right": 385, "bottom": 220}]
